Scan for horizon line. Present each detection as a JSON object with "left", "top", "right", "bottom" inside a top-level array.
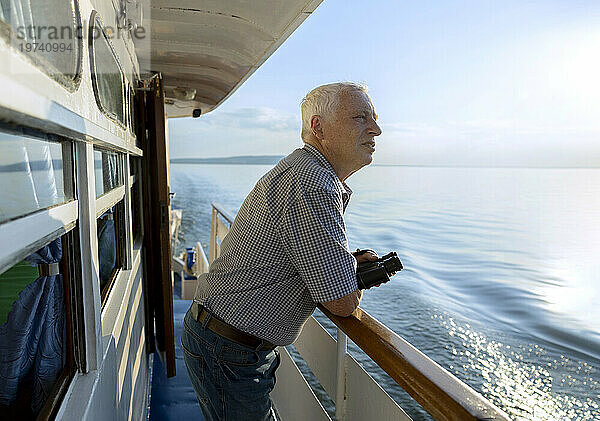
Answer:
[{"left": 170, "top": 156, "right": 599, "bottom": 170}]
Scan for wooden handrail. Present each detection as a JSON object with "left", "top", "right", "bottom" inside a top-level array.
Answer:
[
  {"left": 318, "top": 305, "right": 510, "bottom": 421},
  {"left": 211, "top": 202, "right": 235, "bottom": 224}
]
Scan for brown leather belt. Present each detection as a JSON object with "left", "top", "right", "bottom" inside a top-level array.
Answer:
[{"left": 190, "top": 302, "right": 276, "bottom": 351}]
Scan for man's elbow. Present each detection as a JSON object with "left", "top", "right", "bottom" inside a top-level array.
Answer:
[
  {"left": 322, "top": 291, "right": 361, "bottom": 317},
  {"left": 331, "top": 306, "right": 357, "bottom": 317}
]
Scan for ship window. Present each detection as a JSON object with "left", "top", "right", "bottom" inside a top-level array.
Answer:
[
  {"left": 93, "top": 147, "right": 126, "bottom": 304},
  {"left": 0, "top": 232, "right": 78, "bottom": 419},
  {"left": 0, "top": 0, "right": 82, "bottom": 89},
  {"left": 90, "top": 14, "right": 126, "bottom": 127},
  {"left": 97, "top": 200, "right": 125, "bottom": 305},
  {"left": 94, "top": 148, "right": 123, "bottom": 198},
  {"left": 0, "top": 128, "right": 74, "bottom": 224}
]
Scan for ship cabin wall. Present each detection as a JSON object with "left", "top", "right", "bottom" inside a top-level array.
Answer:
[{"left": 0, "top": 0, "right": 152, "bottom": 420}]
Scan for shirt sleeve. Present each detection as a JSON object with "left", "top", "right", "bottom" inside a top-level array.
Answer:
[{"left": 277, "top": 187, "right": 358, "bottom": 303}]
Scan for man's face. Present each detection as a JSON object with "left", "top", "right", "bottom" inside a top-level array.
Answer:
[{"left": 322, "top": 91, "right": 382, "bottom": 177}]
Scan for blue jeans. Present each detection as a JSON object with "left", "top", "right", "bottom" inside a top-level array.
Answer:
[{"left": 181, "top": 308, "right": 280, "bottom": 421}]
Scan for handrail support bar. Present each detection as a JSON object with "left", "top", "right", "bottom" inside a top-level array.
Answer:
[{"left": 335, "top": 328, "right": 347, "bottom": 420}]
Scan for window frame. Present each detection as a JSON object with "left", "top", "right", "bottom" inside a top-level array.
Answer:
[
  {"left": 0, "top": 0, "right": 84, "bottom": 92},
  {"left": 0, "top": 122, "right": 76, "bottom": 226},
  {"left": 0, "top": 200, "right": 78, "bottom": 273},
  {"left": 96, "top": 201, "right": 126, "bottom": 307},
  {"left": 0, "top": 125, "right": 77, "bottom": 272},
  {"left": 0, "top": 124, "right": 81, "bottom": 417},
  {"left": 88, "top": 11, "right": 128, "bottom": 131},
  {"left": 0, "top": 227, "right": 80, "bottom": 420},
  {"left": 93, "top": 146, "right": 133, "bottom": 307}
]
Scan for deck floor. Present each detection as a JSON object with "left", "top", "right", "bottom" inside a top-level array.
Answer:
[{"left": 149, "top": 299, "right": 204, "bottom": 421}]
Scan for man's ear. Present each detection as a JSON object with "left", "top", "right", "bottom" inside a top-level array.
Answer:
[{"left": 310, "top": 115, "right": 324, "bottom": 140}]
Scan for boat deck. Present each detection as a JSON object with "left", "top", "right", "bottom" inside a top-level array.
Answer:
[{"left": 148, "top": 299, "right": 204, "bottom": 421}]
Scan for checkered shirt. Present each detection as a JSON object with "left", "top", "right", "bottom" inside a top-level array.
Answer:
[{"left": 194, "top": 144, "right": 357, "bottom": 345}]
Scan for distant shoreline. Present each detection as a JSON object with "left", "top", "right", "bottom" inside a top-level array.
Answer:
[
  {"left": 170, "top": 156, "right": 284, "bottom": 165},
  {"left": 169, "top": 156, "right": 598, "bottom": 169}
]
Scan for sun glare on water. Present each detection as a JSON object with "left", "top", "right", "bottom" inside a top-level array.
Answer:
[{"left": 437, "top": 314, "right": 600, "bottom": 420}]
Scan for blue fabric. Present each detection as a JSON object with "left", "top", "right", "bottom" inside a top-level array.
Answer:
[
  {"left": 181, "top": 309, "right": 280, "bottom": 421},
  {"left": 0, "top": 238, "right": 65, "bottom": 414},
  {"left": 97, "top": 216, "right": 116, "bottom": 290}
]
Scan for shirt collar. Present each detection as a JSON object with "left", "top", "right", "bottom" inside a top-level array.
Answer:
[
  {"left": 303, "top": 143, "right": 334, "bottom": 173},
  {"left": 303, "top": 143, "right": 353, "bottom": 207}
]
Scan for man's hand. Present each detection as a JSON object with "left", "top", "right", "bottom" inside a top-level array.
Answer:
[
  {"left": 322, "top": 249, "right": 381, "bottom": 317},
  {"left": 355, "top": 249, "right": 379, "bottom": 264},
  {"left": 355, "top": 249, "right": 382, "bottom": 288}
]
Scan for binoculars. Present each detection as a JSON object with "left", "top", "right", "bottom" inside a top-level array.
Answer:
[{"left": 355, "top": 250, "right": 403, "bottom": 290}]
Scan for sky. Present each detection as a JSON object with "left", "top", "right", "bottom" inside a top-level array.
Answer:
[{"left": 168, "top": 0, "right": 600, "bottom": 167}]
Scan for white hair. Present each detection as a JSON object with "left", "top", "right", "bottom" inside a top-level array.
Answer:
[{"left": 300, "top": 82, "right": 368, "bottom": 140}]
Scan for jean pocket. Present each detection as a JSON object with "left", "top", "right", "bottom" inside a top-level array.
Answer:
[
  {"left": 183, "top": 317, "right": 213, "bottom": 349},
  {"left": 182, "top": 323, "right": 212, "bottom": 362},
  {"left": 217, "top": 359, "right": 265, "bottom": 384},
  {"left": 218, "top": 344, "right": 259, "bottom": 367},
  {"left": 218, "top": 348, "right": 278, "bottom": 383},
  {"left": 181, "top": 340, "right": 203, "bottom": 360}
]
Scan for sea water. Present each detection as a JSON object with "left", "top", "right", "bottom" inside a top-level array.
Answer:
[{"left": 170, "top": 163, "right": 600, "bottom": 420}]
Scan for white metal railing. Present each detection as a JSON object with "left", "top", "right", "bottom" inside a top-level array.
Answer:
[
  {"left": 209, "top": 202, "right": 234, "bottom": 264},
  {"left": 198, "top": 203, "right": 509, "bottom": 421},
  {"left": 172, "top": 242, "right": 209, "bottom": 300}
]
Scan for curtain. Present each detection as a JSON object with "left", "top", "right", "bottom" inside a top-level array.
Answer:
[
  {"left": 0, "top": 238, "right": 65, "bottom": 414},
  {"left": 98, "top": 213, "right": 116, "bottom": 290}
]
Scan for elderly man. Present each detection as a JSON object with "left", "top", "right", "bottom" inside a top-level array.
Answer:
[{"left": 182, "top": 82, "right": 382, "bottom": 421}]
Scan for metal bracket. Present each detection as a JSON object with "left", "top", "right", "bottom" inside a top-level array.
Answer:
[
  {"left": 160, "top": 201, "right": 168, "bottom": 228},
  {"left": 38, "top": 262, "right": 60, "bottom": 277}
]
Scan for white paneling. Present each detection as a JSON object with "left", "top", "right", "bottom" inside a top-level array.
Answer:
[
  {"left": 101, "top": 245, "right": 141, "bottom": 340},
  {"left": 271, "top": 347, "right": 331, "bottom": 421},
  {"left": 58, "top": 247, "right": 147, "bottom": 421},
  {"left": 293, "top": 316, "right": 338, "bottom": 399},
  {"left": 345, "top": 354, "right": 411, "bottom": 421},
  {"left": 294, "top": 316, "right": 412, "bottom": 420},
  {"left": 116, "top": 277, "right": 143, "bottom": 404},
  {"left": 181, "top": 277, "right": 198, "bottom": 300}
]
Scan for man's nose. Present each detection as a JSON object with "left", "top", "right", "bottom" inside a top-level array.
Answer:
[{"left": 369, "top": 120, "right": 382, "bottom": 137}]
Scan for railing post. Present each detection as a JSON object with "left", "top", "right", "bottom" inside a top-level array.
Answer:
[
  {"left": 209, "top": 206, "right": 217, "bottom": 264},
  {"left": 335, "top": 328, "right": 347, "bottom": 420}
]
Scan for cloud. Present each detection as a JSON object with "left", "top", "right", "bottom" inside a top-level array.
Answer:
[
  {"left": 383, "top": 120, "right": 600, "bottom": 139},
  {"left": 196, "top": 107, "right": 300, "bottom": 132},
  {"left": 168, "top": 107, "right": 302, "bottom": 159},
  {"left": 375, "top": 120, "right": 600, "bottom": 167}
]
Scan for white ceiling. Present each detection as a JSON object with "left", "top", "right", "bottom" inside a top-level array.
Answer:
[{"left": 136, "top": 0, "right": 323, "bottom": 118}]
